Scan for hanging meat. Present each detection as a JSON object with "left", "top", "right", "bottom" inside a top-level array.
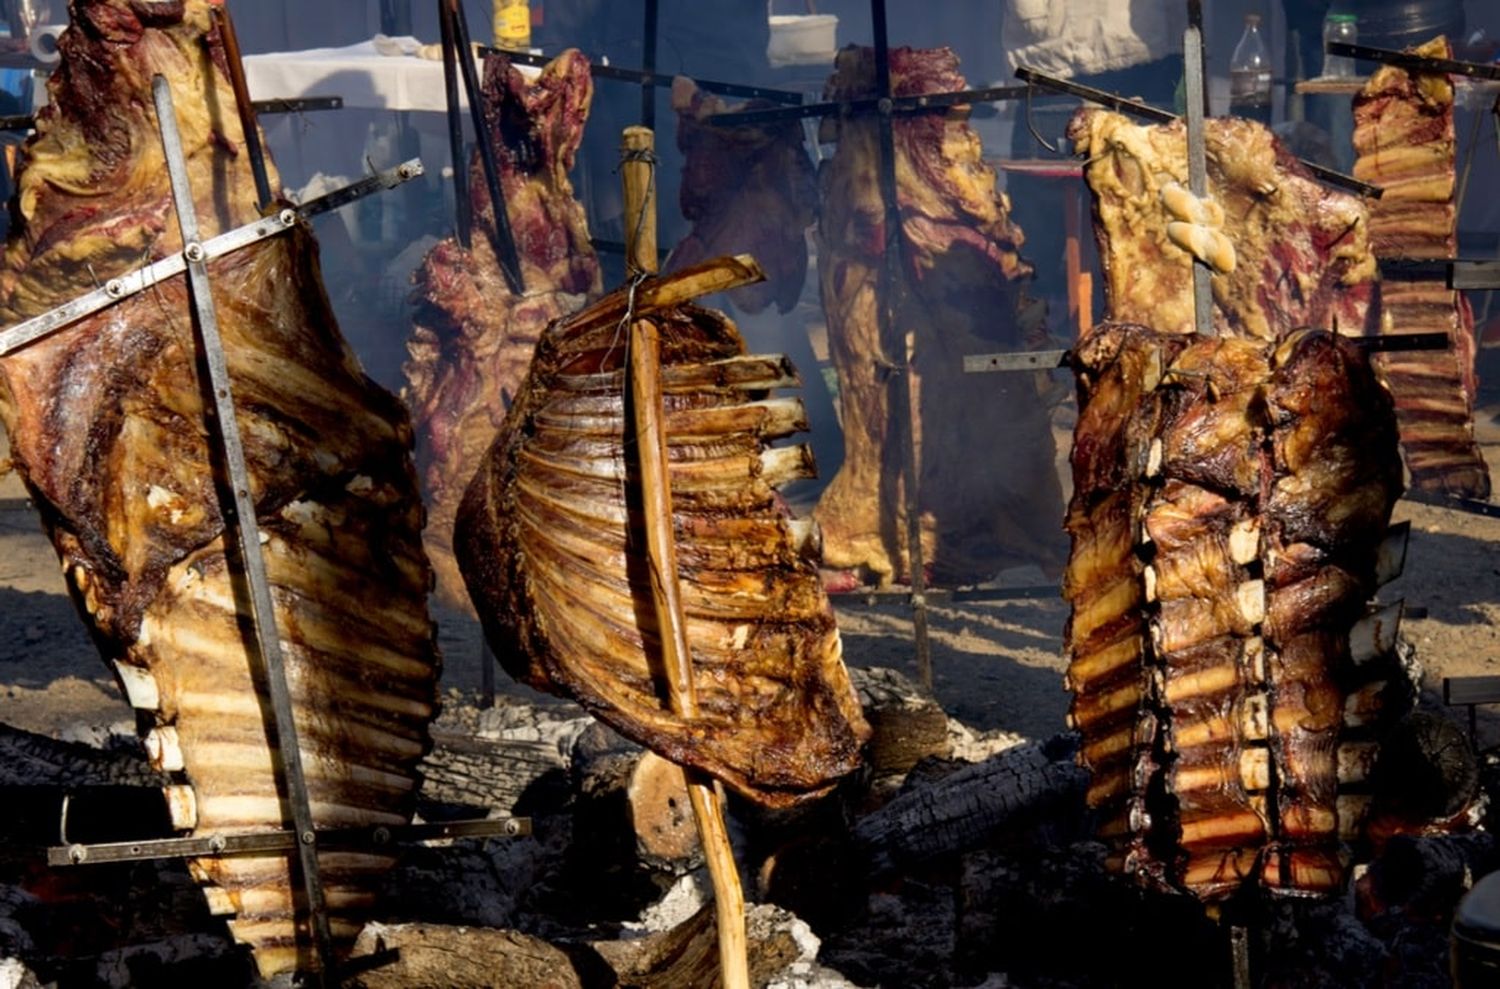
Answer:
[
  {"left": 0, "top": 1, "right": 439, "bottom": 977},
  {"left": 1353, "top": 36, "right": 1489, "bottom": 499},
  {"left": 454, "top": 254, "right": 870, "bottom": 808},
  {"left": 405, "top": 49, "right": 601, "bottom": 607},
  {"left": 1064, "top": 322, "right": 1404, "bottom": 899},
  {"left": 1068, "top": 108, "right": 1379, "bottom": 341},
  {"left": 666, "top": 76, "right": 818, "bottom": 315},
  {"left": 813, "top": 45, "right": 1064, "bottom": 588}
]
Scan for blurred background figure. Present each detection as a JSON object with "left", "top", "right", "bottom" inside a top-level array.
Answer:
[{"left": 1001, "top": 0, "right": 1186, "bottom": 318}]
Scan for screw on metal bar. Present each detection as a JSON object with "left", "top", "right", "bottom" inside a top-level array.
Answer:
[
  {"left": 68, "top": 845, "right": 86, "bottom": 865},
  {"left": 183, "top": 243, "right": 205, "bottom": 263}
]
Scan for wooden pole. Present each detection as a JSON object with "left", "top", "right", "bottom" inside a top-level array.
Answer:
[{"left": 622, "top": 125, "right": 751, "bottom": 989}]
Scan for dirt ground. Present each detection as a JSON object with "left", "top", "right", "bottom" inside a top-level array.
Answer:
[{"left": 4, "top": 395, "right": 1500, "bottom": 750}]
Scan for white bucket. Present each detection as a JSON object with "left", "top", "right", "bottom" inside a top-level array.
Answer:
[{"left": 767, "top": 14, "right": 837, "bottom": 68}]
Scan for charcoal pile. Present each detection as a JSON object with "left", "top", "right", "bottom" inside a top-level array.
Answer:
[{"left": 0, "top": 656, "right": 1494, "bottom": 987}]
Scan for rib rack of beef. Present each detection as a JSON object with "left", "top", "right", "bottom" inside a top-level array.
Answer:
[
  {"left": 813, "top": 45, "right": 1062, "bottom": 587},
  {"left": 666, "top": 77, "right": 818, "bottom": 316},
  {"left": 454, "top": 255, "right": 870, "bottom": 808},
  {"left": 405, "top": 49, "right": 601, "bottom": 607},
  {"left": 0, "top": 1, "right": 440, "bottom": 976},
  {"left": 1069, "top": 109, "right": 1378, "bottom": 342},
  {"left": 1353, "top": 36, "right": 1489, "bottom": 499},
  {"left": 1064, "top": 322, "right": 1404, "bottom": 900}
]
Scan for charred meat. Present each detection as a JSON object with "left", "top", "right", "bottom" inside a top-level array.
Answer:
[
  {"left": 1069, "top": 109, "right": 1378, "bottom": 342},
  {"left": 814, "top": 45, "right": 1062, "bottom": 587},
  {"left": 666, "top": 76, "right": 818, "bottom": 316},
  {"left": 1353, "top": 36, "right": 1489, "bottom": 499},
  {"left": 0, "top": 1, "right": 440, "bottom": 976},
  {"left": 405, "top": 49, "right": 601, "bottom": 607},
  {"left": 455, "top": 259, "right": 870, "bottom": 808},
  {"left": 1065, "top": 323, "right": 1402, "bottom": 899}
]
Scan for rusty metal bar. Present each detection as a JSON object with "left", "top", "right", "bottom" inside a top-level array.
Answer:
[{"left": 153, "top": 73, "right": 335, "bottom": 982}]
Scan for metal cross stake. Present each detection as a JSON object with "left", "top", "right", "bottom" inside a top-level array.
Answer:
[
  {"left": 0, "top": 159, "right": 423, "bottom": 358},
  {"left": 869, "top": 0, "right": 934, "bottom": 691},
  {"left": 151, "top": 73, "right": 336, "bottom": 982}
]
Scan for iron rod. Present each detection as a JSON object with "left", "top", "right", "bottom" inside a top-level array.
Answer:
[
  {"left": 50, "top": 816, "right": 530, "bottom": 868},
  {"left": 1183, "top": 11, "right": 1214, "bottom": 338},
  {"left": 868, "top": 0, "right": 933, "bottom": 692},
  {"left": 703, "top": 85, "right": 1030, "bottom": 128},
  {"left": 211, "top": 3, "right": 274, "bottom": 212},
  {"left": 152, "top": 74, "right": 335, "bottom": 982},
  {"left": 438, "top": 0, "right": 472, "bottom": 248},
  {"left": 449, "top": 0, "right": 526, "bottom": 293},
  {"left": 1013, "top": 65, "right": 1382, "bottom": 198},
  {"left": 961, "top": 332, "right": 1451, "bottom": 376},
  {"left": 641, "top": 0, "right": 658, "bottom": 128},
  {"left": 0, "top": 160, "right": 424, "bottom": 359},
  {"left": 486, "top": 47, "right": 803, "bottom": 105},
  {"left": 1327, "top": 41, "right": 1500, "bottom": 81}
]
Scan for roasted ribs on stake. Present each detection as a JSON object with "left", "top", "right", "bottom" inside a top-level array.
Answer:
[
  {"left": 813, "top": 45, "right": 1063, "bottom": 587},
  {"left": 1069, "top": 109, "right": 1378, "bottom": 341},
  {"left": 1353, "top": 36, "right": 1489, "bottom": 499},
  {"left": 1065, "top": 322, "right": 1402, "bottom": 900},
  {"left": 0, "top": 2, "right": 440, "bottom": 976},
  {"left": 405, "top": 49, "right": 601, "bottom": 607},
  {"left": 667, "top": 77, "right": 818, "bottom": 315},
  {"left": 455, "top": 259, "right": 870, "bottom": 808}
]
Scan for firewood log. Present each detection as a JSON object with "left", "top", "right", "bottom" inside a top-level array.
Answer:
[
  {"left": 571, "top": 723, "right": 703, "bottom": 876},
  {"left": 853, "top": 742, "right": 1087, "bottom": 876}
]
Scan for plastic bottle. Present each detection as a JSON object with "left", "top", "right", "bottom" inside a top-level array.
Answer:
[
  {"left": 1322, "top": 13, "right": 1358, "bottom": 78},
  {"left": 494, "top": 0, "right": 531, "bottom": 50},
  {"left": 1230, "top": 14, "right": 1273, "bottom": 123}
]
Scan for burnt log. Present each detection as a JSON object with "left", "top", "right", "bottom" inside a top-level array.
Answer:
[
  {"left": 417, "top": 703, "right": 590, "bottom": 818},
  {"left": 0, "top": 722, "right": 162, "bottom": 789},
  {"left": 0, "top": 722, "right": 175, "bottom": 852},
  {"left": 344, "top": 923, "right": 594, "bottom": 989},
  {"left": 598, "top": 902, "right": 803, "bottom": 989},
  {"left": 571, "top": 723, "right": 702, "bottom": 876},
  {"left": 345, "top": 903, "right": 807, "bottom": 989},
  {"left": 1361, "top": 832, "right": 1500, "bottom": 921},
  {"left": 1368, "top": 711, "right": 1480, "bottom": 826},
  {"left": 852, "top": 742, "right": 1087, "bottom": 876},
  {"left": 851, "top": 667, "right": 952, "bottom": 777}
]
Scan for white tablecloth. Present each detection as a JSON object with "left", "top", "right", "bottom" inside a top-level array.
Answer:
[{"left": 244, "top": 37, "right": 473, "bottom": 113}]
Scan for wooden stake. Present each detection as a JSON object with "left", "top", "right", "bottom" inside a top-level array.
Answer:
[
  {"left": 623, "top": 126, "right": 750, "bottom": 989},
  {"left": 621, "top": 126, "right": 658, "bottom": 277}
]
